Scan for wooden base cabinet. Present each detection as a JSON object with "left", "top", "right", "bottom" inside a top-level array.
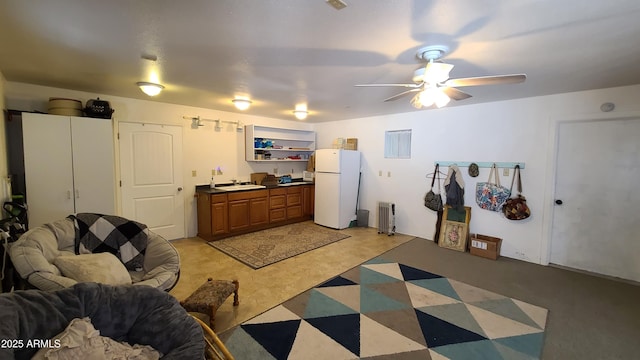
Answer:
[{"left": 197, "top": 184, "right": 314, "bottom": 241}]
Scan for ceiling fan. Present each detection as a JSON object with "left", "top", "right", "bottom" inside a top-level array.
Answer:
[{"left": 355, "top": 45, "right": 526, "bottom": 109}]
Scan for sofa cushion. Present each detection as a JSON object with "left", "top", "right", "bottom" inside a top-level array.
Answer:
[{"left": 54, "top": 253, "right": 132, "bottom": 285}]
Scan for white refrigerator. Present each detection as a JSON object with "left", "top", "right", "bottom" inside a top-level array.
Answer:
[{"left": 314, "top": 149, "right": 361, "bottom": 229}]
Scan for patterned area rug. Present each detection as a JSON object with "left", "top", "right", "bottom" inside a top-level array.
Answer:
[
  {"left": 207, "top": 221, "right": 351, "bottom": 269},
  {"left": 221, "top": 257, "right": 548, "bottom": 359}
]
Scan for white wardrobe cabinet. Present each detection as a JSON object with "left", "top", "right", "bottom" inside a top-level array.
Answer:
[{"left": 22, "top": 113, "right": 116, "bottom": 228}]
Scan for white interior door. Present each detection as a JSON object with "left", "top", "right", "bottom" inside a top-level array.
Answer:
[
  {"left": 550, "top": 117, "right": 640, "bottom": 282},
  {"left": 119, "top": 122, "right": 184, "bottom": 240}
]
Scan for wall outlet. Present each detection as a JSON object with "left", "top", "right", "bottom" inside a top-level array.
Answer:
[
  {"left": 503, "top": 168, "right": 509, "bottom": 176},
  {"left": 378, "top": 170, "right": 382, "bottom": 176},
  {"left": 192, "top": 170, "right": 197, "bottom": 177},
  {"left": 387, "top": 171, "right": 391, "bottom": 177},
  {"left": 211, "top": 169, "right": 215, "bottom": 176},
  {"left": 273, "top": 168, "right": 278, "bottom": 175}
]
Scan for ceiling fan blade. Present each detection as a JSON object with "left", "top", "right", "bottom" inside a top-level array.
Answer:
[
  {"left": 384, "top": 88, "right": 421, "bottom": 102},
  {"left": 441, "top": 87, "right": 472, "bottom": 101},
  {"left": 444, "top": 74, "right": 526, "bottom": 87},
  {"left": 355, "top": 83, "right": 421, "bottom": 88}
]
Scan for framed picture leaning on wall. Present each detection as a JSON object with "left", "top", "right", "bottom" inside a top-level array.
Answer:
[{"left": 438, "top": 206, "right": 471, "bottom": 252}]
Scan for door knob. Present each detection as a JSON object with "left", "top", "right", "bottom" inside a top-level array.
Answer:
[
  {"left": 177, "top": 187, "right": 183, "bottom": 191},
  {"left": 555, "top": 199, "right": 563, "bottom": 205}
]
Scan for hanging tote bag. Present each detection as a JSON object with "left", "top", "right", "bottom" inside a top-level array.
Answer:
[
  {"left": 502, "top": 165, "right": 531, "bottom": 220},
  {"left": 424, "top": 164, "right": 444, "bottom": 211},
  {"left": 475, "top": 163, "right": 511, "bottom": 211}
]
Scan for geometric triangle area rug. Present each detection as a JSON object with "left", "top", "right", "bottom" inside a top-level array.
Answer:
[{"left": 221, "top": 259, "right": 549, "bottom": 359}]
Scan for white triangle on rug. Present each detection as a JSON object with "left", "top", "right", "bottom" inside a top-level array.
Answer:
[
  {"left": 447, "top": 279, "right": 505, "bottom": 303},
  {"left": 465, "top": 303, "right": 542, "bottom": 339},
  {"left": 288, "top": 320, "right": 358, "bottom": 360},
  {"left": 429, "top": 349, "right": 451, "bottom": 360},
  {"left": 406, "top": 281, "right": 460, "bottom": 308},
  {"left": 316, "top": 284, "right": 361, "bottom": 312},
  {"left": 362, "top": 262, "right": 404, "bottom": 281},
  {"left": 244, "top": 305, "right": 300, "bottom": 325},
  {"left": 512, "top": 298, "right": 549, "bottom": 329},
  {"left": 360, "top": 314, "right": 427, "bottom": 357}
]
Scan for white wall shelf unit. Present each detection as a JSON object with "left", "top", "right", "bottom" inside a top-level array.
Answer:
[{"left": 245, "top": 125, "right": 315, "bottom": 162}]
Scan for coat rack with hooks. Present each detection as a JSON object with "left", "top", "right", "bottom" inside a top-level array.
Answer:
[{"left": 434, "top": 161, "right": 525, "bottom": 169}]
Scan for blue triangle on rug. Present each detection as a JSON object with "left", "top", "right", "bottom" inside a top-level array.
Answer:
[
  {"left": 399, "top": 263, "right": 443, "bottom": 281},
  {"left": 494, "top": 332, "right": 546, "bottom": 358},
  {"left": 415, "top": 308, "right": 487, "bottom": 348},
  {"left": 306, "top": 313, "right": 361, "bottom": 356},
  {"left": 241, "top": 320, "right": 301, "bottom": 360},
  {"left": 318, "top": 275, "right": 358, "bottom": 287}
]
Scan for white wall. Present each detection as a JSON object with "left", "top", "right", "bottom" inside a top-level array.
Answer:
[
  {"left": 314, "top": 84, "right": 640, "bottom": 264},
  {"left": 6, "top": 81, "right": 640, "bottom": 265},
  {"left": 4, "top": 82, "right": 313, "bottom": 237}
]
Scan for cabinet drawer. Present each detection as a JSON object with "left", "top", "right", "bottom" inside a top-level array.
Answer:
[
  {"left": 286, "top": 186, "right": 302, "bottom": 194},
  {"left": 228, "top": 189, "right": 268, "bottom": 201},
  {"left": 270, "top": 194, "right": 286, "bottom": 209},
  {"left": 287, "top": 205, "right": 303, "bottom": 219},
  {"left": 287, "top": 193, "right": 302, "bottom": 206},
  {"left": 270, "top": 188, "right": 286, "bottom": 196},
  {"left": 211, "top": 194, "right": 227, "bottom": 204},
  {"left": 270, "top": 208, "right": 286, "bottom": 222}
]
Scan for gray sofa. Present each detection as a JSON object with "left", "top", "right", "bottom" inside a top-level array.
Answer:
[
  {"left": 0, "top": 283, "right": 204, "bottom": 359},
  {"left": 9, "top": 218, "right": 180, "bottom": 291}
]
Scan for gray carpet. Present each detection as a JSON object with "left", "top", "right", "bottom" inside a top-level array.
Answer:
[{"left": 377, "top": 238, "right": 640, "bottom": 359}]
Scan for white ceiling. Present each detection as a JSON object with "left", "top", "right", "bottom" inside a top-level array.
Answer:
[{"left": 1, "top": 0, "right": 640, "bottom": 123}]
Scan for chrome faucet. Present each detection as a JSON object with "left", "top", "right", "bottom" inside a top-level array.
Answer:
[{"left": 231, "top": 178, "right": 238, "bottom": 185}]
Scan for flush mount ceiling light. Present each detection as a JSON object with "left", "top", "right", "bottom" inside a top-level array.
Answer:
[
  {"left": 232, "top": 98, "right": 252, "bottom": 111},
  {"left": 293, "top": 110, "right": 309, "bottom": 120},
  {"left": 136, "top": 81, "right": 164, "bottom": 96}
]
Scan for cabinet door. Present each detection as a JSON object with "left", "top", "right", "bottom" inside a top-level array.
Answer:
[
  {"left": 197, "top": 193, "right": 212, "bottom": 238},
  {"left": 212, "top": 201, "right": 229, "bottom": 235},
  {"left": 303, "top": 185, "right": 314, "bottom": 216},
  {"left": 228, "top": 199, "right": 250, "bottom": 231},
  {"left": 22, "top": 113, "right": 75, "bottom": 228},
  {"left": 250, "top": 197, "right": 269, "bottom": 226},
  {"left": 70, "top": 117, "right": 115, "bottom": 215}
]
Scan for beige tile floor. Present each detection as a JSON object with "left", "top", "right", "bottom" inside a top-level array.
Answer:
[{"left": 169, "top": 226, "right": 414, "bottom": 333}]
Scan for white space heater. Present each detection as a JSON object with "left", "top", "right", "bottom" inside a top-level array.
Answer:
[{"left": 377, "top": 202, "right": 396, "bottom": 236}]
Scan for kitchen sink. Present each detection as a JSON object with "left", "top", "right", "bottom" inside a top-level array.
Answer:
[{"left": 214, "top": 184, "right": 266, "bottom": 191}]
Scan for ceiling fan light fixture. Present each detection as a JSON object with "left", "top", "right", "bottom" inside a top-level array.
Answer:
[
  {"left": 232, "top": 98, "right": 252, "bottom": 111},
  {"left": 136, "top": 81, "right": 164, "bottom": 96},
  {"left": 417, "top": 88, "right": 450, "bottom": 108}
]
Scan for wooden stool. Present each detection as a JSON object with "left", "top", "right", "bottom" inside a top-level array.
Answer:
[{"left": 181, "top": 278, "right": 239, "bottom": 330}]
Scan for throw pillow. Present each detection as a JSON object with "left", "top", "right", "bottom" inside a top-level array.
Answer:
[{"left": 54, "top": 253, "right": 132, "bottom": 285}]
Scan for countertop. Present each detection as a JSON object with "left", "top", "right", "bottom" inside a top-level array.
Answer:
[{"left": 195, "top": 180, "right": 314, "bottom": 194}]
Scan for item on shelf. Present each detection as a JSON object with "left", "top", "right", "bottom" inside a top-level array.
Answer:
[
  {"left": 245, "top": 125, "right": 315, "bottom": 162},
  {"left": 48, "top": 97, "right": 83, "bottom": 117},
  {"left": 345, "top": 138, "right": 358, "bottom": 150},
  {"left": 84, "top": 97, "right": 114, "bottom": 119}
]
